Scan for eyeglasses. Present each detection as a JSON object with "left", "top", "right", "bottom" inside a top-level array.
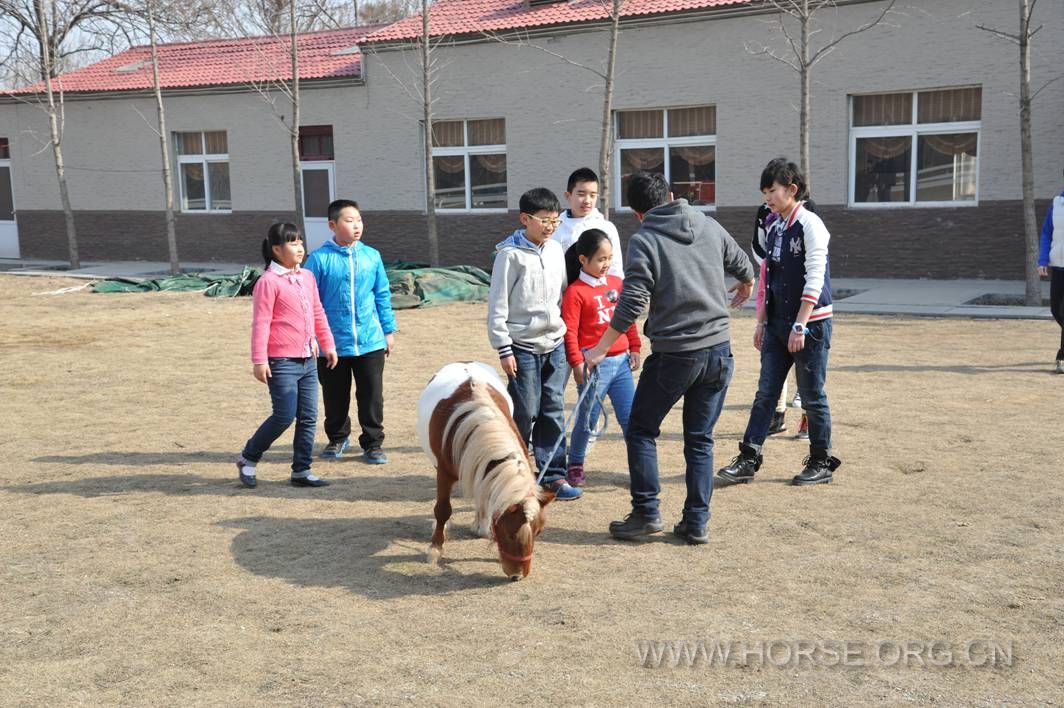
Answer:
[{"left": 523, "top": 214, "right": 562, "bottom": 229}]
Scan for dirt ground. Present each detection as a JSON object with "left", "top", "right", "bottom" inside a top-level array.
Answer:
[{"left": 1, "top": 273, "right": 1062, "bottom": 705}]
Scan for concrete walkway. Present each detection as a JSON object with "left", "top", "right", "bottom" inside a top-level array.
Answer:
[{"left": 0, "top": 258, "right": 1053, "bottom": 320}]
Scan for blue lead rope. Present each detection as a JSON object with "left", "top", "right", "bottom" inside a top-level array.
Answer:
[{"left": 535, "top": 362, "right": 610, "bottom": 486}]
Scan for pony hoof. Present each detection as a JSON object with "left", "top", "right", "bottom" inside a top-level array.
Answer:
[{"left": 427, "top": 546, "right": 442, "bottom": 565}]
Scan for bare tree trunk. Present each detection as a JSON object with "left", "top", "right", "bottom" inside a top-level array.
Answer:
[
  {"left": 1018, "top": 0, "right": 1040, "bottom": 305},
  {"left": 597, "top": 0, "right": 621, "bottom": 219},
  {"left": 147, "top": 0, "right": 180, "bottom": 275},
  {"left": 34, "top": 0, "right": 78, "bottom": 269},
  {"left": 290, "top": 0, "right": 304, "bottom": 229},
  {"left": 798, "top": 0, "right": 811, "bottom": 185},
  {"left": 421, "top": 0, "right": 439, "bottom": 266},
  {"left": 352, "top": 0, "right": 358, "bottom": 24}
]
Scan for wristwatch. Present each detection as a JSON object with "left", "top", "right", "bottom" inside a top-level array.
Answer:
[{"left": 792, "top": 323, "right": 809, "bottom": 335}]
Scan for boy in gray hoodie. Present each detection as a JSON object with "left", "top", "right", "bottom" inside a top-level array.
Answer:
[
  {"left": 585, "top": 171, "right": 755, "bottom": 542},
  {"left": 487, "top": 187, "right": 581, "bottom": 500}
]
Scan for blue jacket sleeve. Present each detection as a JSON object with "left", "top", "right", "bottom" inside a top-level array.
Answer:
[
  {"left": 374, "top": 256, "right": 397, "bottom": 334},
  {"left": 1039, "top": 200, "right": 1054, "bottom": 267}
]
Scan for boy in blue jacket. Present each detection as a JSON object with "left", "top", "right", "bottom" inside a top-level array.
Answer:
[{"left": 305, "top": 199, "right": 397, "bottom": 464}]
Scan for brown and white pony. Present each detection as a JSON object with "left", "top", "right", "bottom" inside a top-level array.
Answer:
[{"left": 417, "top": 362, "right": 554, "bottom": 580}]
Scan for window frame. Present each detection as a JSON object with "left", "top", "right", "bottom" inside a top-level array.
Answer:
[
  {"left": 174, "top": 131, "right": 232, "bottom": 214},
  {"left": 430, "top": 118, "right": 508, "bottom": 213},
  {"left": 612, "top": 106, "right": 718, "bottom": 213},
  {"left": 848, "top": 90, "right": 981, "bottom": 208}
]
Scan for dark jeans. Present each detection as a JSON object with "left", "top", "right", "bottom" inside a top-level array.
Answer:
[
  {"left": 744, "top": 318, "right": 833, "bottom": 453},
  {"left": 1052, "top": 268, "right": 1064, "bottom": 358},
  {"left": 625, "top": 343, "right": 734, "bottom": 528},
  {"left": 242, "top": 356, "right": 318, "bottom": 474},
  {"left": 318, "top": 349, "right": 386, "bottom": 451},
  {"left": 508, "top": 345, "right": 568, "bottom": 484}
]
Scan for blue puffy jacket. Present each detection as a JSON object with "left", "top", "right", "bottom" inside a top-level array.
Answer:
[{"left": 305, "top": 239, "right": 396, "bottom": 357}]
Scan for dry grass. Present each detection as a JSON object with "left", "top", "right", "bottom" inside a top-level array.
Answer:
[{"left": 1, "top": 274, "right": 1062, "bottom": 705}]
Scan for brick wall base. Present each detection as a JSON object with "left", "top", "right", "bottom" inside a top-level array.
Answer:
[{"left": 15, "top": 200, "right": 1048, "bottom": 279}]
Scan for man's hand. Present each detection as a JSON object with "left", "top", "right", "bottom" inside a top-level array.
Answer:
[
  {"left": 253, "top": 363, "right": 271, "bottom": 383},
  {"left": 1039, "top": 265, "right": 1049, "bottom": 278},
  {"left": 628, "top": 351, "right": 641, "bottom": 372},
  {"left": 500, "top": 355, "right": 518, "bottom": 378},
  {"left": 728, "top": 280, "right": 754, "bottom": 308},
  {"left": 583, "top": 345, "right": 607, "bottom": 371}
]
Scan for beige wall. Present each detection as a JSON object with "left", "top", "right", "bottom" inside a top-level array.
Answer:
[{"left": 0, "top": 0, "right": 1061, "bottom": 217}]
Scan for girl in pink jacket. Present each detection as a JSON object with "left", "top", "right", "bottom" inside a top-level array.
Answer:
[{"left": 236, "top": 223, "right": 338, "bottom": 489}]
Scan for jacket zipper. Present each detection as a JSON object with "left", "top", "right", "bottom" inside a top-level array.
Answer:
[{"left": 349, "top": 247, "right": 360, "bottom": 356}]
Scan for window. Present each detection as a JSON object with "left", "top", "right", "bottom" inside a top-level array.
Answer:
[
  {"left": 0, "top": 138, "right": 8, "bottom": 159},
  {"left": 850, "top": 88, "right": 980, "bottom": 206},
  {"left": 299, "top": 125, "right": 334, "bottom": 161},
  {"left": 174, "top": 131, "right": 231, "bottom": 212},
  {"left": 430, "top": 118, "right": 507, "bottom": 210},
  {"left": 614, "top": 106, "right": 716, "bottom": 209}
]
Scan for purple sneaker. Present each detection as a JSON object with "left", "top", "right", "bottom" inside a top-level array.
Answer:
[{"left": 566, "top": 463, "right": 586, "bottom": 487}]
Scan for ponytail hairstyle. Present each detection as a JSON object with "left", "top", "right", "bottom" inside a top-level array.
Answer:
[
  {"left": 261, "top": 222, "right": 303, "bottom": 267},
  {"left": 564, "top": 228, "right": 611, "bottom": 284}
]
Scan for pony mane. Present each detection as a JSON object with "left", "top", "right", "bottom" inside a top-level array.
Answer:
[{"left": 441, "top": 381, "right": 539, "bottom": 524}]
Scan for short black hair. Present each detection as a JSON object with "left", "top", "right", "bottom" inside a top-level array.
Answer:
[
  {"left": 261, "top": 221, "right": 302, "bottom": 267},
  {"left": 626, "top": 171, "right": 670, "bottom": 214},
  {"left": 328, "top": 198, "right": 360, "bottom": 223},
  {"left": 760, "top": 158, "right": 808, "bottom": 200},
  {"left": 519, "top": 187, "right": 562, "bottom": 215},
  {"left": 567, "top": 167, "right": 600, "bottom": 193}
]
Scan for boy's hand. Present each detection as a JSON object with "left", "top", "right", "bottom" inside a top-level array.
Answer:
[
  {"left": 728, "top": 280, "right": 754, "bottom": 308},
  {"left": 253, "top": 363, "right": 271, "bottom": 383},
  {"left": 323, "top": 349, "right": 338, "bottom": 369},
  {"left": 385, "top": 333, "right": 395, "bottom": 357},
  {"left": 500, "top": 355, "right": 518, "bottom": 378},
  {"left": 628, "top": 352, "right": 641, "bottom": 371}
]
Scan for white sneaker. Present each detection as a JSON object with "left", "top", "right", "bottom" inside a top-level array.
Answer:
[
  {"left": 791, "top": 391, "right": 803, "bottom": 408},
  {"left": 1056, "top": 359, "right": 1064, "bottom": 374}
]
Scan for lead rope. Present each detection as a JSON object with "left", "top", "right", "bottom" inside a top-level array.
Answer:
[{"left": 535, "top": 361, "right": 610, "bottom": 486}]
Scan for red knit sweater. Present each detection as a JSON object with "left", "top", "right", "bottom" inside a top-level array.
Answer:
[{"left": 561, "top": 273, "right": 642, "bottom": 368}]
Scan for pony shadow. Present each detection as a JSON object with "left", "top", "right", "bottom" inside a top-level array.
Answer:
[
  {"left": 217, "top": 514, "right": 609, "bottom": 597},
  {"left": 4, "top": 472, "right": 441, "bottom": 504}
]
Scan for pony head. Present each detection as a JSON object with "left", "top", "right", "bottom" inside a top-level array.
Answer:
[{"left": 492, "top": 488, "right": 555, "bottom": 580}]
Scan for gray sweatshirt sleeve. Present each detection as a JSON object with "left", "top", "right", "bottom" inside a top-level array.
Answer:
[
  {"left": 610, "top": 234, "right": 653, "bottom": 332},
  {"left": 487, "top": 251, "right": 515, "bottom": 356},
  {"left": 719, "top": 223, "right": 756, "bottom": 283}
]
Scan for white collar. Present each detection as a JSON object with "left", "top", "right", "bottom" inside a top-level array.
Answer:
[
  {"left": 269, "top": 261, "right": 299, "bottom": 276},
  {"left": 578, "top": 270, "right": 608, "bottom": 287}
]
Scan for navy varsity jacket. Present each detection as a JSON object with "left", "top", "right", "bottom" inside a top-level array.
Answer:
[{"left": 764, "top": 201, "right": 833, "bottom": 324}]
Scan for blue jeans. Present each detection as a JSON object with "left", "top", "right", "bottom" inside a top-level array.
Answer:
[
  {"left": 744, "top": 318, "right": 833, "bottom": 453},
  {"left": 242, "top": 356, "right": 319, "bottom": 475},
  {"left": 508, "top": 345, "right": 568, "bottom": 483},
  {"left": 626, "top": 343, "right": 734, "bottom": 528},
  {"left": 570, "top": 353, "right": 634, "bottom": 464}
]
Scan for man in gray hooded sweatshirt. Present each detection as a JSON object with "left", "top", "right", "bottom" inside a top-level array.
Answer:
[{"left": 584, "top": 171, "right": 755, "bottom": 544}]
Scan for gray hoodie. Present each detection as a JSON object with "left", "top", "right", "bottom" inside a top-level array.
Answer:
[
  {"left": 610, "top": 199, "right": 754, "bottom": 353},
  {"left": 487, "top": 230, "right": 567, "bottom": 357}
]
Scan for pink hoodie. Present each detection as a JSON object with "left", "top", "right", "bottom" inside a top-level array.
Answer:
[{"left": 250, "top": 265, "right": 335, "bottom": 364}]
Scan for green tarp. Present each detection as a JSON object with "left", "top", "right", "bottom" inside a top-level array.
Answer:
[{"left": 91, "top": 262, "right": 490, "bottom": 309}]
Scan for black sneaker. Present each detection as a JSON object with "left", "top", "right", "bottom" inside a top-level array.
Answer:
[
  {"left": 363, "top": 448, "right": 389, "bottom": 465},
  {"left": 766, "top": 410, "right": 787, "bottom": 436},
  {"left": 716, "top": 444, "right": 762, "bottom": 484},
  {"left": 672, "top": 520, "right": 709, "bottom": 545},
  {"left": 792, "top": 455, "right": 841, "bottom": 486},
  {"left": 609, "top": 512, "right": 663, "bottom": 540},
  {"left": 320, "top": 438, "right": 349, "bottom": 459}
]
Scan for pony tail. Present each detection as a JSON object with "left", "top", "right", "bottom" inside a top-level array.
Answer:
[
  {"left": 261, "top": 237, "right": 273, "bottom": 267},
  {"left": 565, "top": 243, "right": 582, "bottom": 284}
]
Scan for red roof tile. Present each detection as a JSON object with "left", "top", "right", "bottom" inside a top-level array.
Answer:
[
  {"left": 12, "top": 25, "right": 383, "bottom": 95},
  {"left": 363, "top": 0, "right": 753, "bottom": 43}
]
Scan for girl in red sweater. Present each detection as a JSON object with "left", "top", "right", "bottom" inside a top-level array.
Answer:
[
  {"left": 561, "top": 229, "right": 641, "bottom": 487},
  {"left": 236, "top": 223, "right": 337, "bottom": 489}
]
